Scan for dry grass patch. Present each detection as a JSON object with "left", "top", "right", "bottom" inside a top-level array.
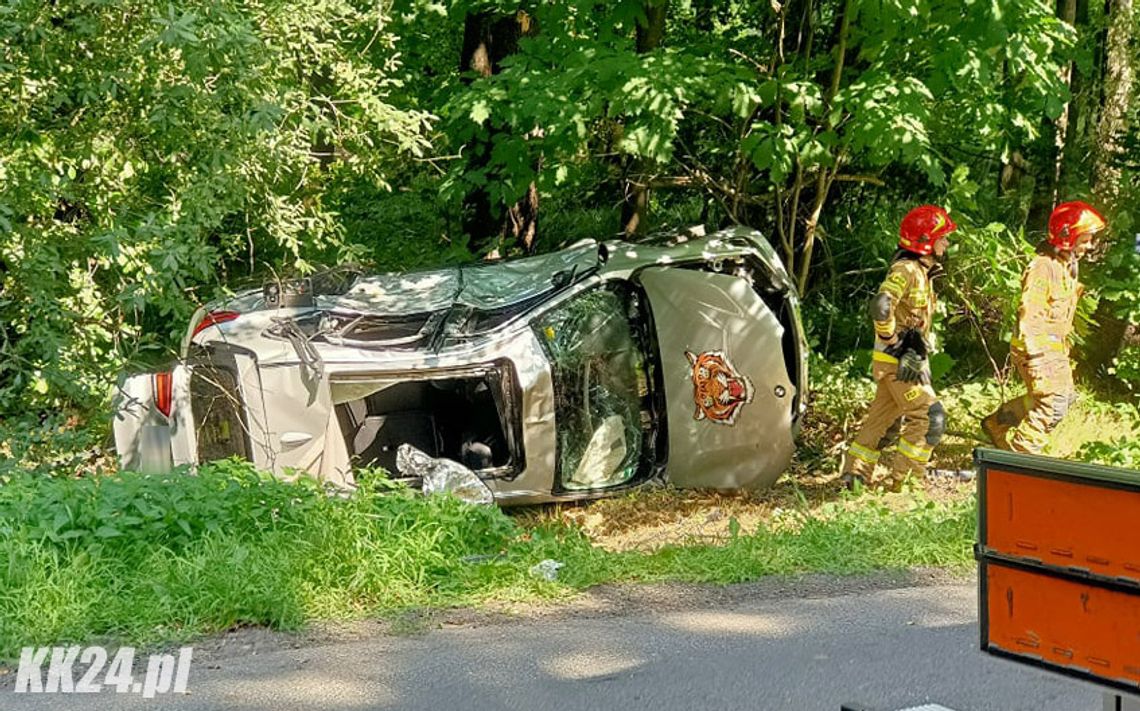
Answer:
[{"left": 515, "top": 472, "right": 973, "bottom": 552}]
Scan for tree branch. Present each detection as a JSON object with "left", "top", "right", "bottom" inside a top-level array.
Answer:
[{"left": 832, "top": 173, "right": 885, "bottom": 187}]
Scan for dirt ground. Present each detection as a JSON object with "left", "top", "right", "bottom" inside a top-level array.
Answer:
[{"left": 514, "top": 450, "right": 976, "bottom": 553}]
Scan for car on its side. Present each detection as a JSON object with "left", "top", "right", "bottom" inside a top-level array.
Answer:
[{"left": 113, "top": 226, "right": 807, "bottom": 505}]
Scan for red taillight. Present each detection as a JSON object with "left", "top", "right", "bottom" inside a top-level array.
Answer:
[
  {"left": 191, "top": 310, "right": 240, "bottom": 338},
  {"left": 153, "top": 371, "right": 173, "bottom": 418}
]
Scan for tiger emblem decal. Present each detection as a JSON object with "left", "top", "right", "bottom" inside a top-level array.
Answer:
[{"left": 685, "top": 350, "right": 754, "bottom": 425}]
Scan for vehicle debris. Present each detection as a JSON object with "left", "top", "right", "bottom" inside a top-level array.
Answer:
[
  {"left": 528, "top": 559, "right": 564, "bottom": 582},
  {"left": 396, "top": 444, "right": 494, "bottom": 506}
]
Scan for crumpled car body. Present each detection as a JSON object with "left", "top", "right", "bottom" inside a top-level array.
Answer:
[{"left": 113, "top": 227, "right": 808, "bottom": 505}]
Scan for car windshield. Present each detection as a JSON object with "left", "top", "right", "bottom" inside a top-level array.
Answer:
[
  {"left": 534, "top": 287, "right": 652, "bottom": 490},
  {"left": 321, "top": 242, "right": 600, "bottom": 316},
  {"left": 259, "top": 243, "right": 605, "bottom": 349}
]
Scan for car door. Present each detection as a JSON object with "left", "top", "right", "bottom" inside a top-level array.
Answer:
[
  {"left": 189, "top": 343, "right": 352, "bottom": 486},
  {"left": 638, "top": 267, "right": 796, "bottom": 490}
]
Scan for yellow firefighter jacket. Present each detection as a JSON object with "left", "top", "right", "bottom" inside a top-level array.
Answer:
[
  {"left": 872, "top": 256, "right": 937, "bottom": 358},
  {"left": 1012, "top": 250, "right": 1081, "bottom": 358}
]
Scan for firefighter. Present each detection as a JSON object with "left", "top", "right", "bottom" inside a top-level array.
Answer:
[
  {"left": 840, "top": 205, "right": 957, "bottom": 490},
  {"left": 981, "top": 201, "right": 1107, "bottom": 453}
]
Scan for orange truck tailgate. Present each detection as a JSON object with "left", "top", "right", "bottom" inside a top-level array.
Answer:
[{"left": 976, "top": 448, "right": 1140, "bottom": 695}]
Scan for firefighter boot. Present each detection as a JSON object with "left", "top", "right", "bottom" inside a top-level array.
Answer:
[
  {"left": 981, "top": 413, "right": 1011, "bottom": 449},
  {"left": 982, "top": 394, "right": 1030, "bottom": 450}
]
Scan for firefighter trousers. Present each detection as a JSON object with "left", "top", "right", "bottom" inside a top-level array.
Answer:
[
  {"left": 843, "top": 359, "right": 946, "bottom": 482},
  {"left": 986, "top": 351, "right": 1075, "bottom": 454}
]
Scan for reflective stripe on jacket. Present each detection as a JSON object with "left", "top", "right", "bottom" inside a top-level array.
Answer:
[{"left": 1013, "top": 252, "right": 1080, "bottom": 358}]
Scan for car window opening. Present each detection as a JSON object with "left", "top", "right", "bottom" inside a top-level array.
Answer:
[
  {"left": 191, "top": 363, "right": 252, "bottom": 463},
  {"left": 332, "top": 375, "right": 516, "bottom": 483}
]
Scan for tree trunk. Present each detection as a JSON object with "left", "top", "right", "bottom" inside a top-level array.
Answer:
[
  {"left": 795, "top": 0, "right": 850, "bottom": 294},
  {"left": 1081, "top": 0, "right": 1134, "bottom": 374},
  {"left": 997, "top": 49, "right": 1034, "bottom": 202},
  {"left": 1058, "top": 0, "right": 1092, "bottom": 193},
  {"left": 621, "top": 178, "right": 651, "bottom": 237},
  {"left": 621, "top": 1, "right": 667, "bottom": 237},
  {"left": 309, "top": 64, "right": 337, "bottom": 169},
  {"left": 1045, "top": 0, "right": 1078, "bottom": 207},
  {"left": 636, "top": 1, "right": 667, "bottom": 53},
  {"left": 504, "top": 179, "right": 540, "bottom": 253},
  {"left": 1092, "top": 0, "right": 1133, "bottom": 209},
  {"left": 459, "top": 10, "right": 540, "bottom": 254},
  {"left": 693, "top": 0, "right": 713, "bottom": 32},
  {"left": 779, "top": 0, "right": 803, "bottom": 59},
  {"left": 461, "top": 11, "right": 531, "bottom": 79}
]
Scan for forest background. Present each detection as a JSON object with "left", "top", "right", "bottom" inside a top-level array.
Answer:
[{"left": 2, "top": 0, "right": 1139, "bottom": 467}]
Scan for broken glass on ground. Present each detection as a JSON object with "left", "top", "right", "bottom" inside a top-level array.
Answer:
[
  {"left": 925, "top": 468, "right": 976, "bottom": 483},
  {"left": 396, "top": 444, "right": 494, "bottom": 505},
  {"left": 529, "top": 559, "right": 564, "bottom": 581}
]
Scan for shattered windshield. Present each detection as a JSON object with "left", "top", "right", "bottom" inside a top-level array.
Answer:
[
  {"left": 259, "top": 245, "right": 605, "bottom": 351},
  {"left": 321, "top": 242, "right": 600, "bottom": 316},
  {"left": 534, "top": 287, "right": 651, "bottom": 490},
  {"left": 256, "top": 243, "right": 607, "bottom": 349}
]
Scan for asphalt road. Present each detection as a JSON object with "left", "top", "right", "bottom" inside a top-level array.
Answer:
[{"left": 1, "top": 577, "right": 1106, "bottom": 711}]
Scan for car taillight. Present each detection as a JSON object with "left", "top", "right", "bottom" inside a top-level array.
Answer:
[
  {"left": 153, "top": 371, "right": 173, "bottom": 418},
  {"left": 191, "top": 310, "right": 240, "bottom": 338}
]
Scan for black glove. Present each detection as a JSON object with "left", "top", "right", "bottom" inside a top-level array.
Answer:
[{"left": 897, "top": 349, "right": 931, "bottom": 384}]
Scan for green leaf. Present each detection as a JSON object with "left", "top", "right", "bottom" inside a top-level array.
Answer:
[{"left": 469, "top": 100, "right": 491, "bottom": 125}]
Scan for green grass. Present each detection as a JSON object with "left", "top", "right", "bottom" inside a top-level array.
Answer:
[
  {"left": 537, "top": 495, "right": 976, "bottom": 587},
  {"left": 0, "top": 462, "right": 977, "bottom": 659}
]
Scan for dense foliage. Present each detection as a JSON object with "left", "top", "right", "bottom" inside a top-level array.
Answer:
[
  {"left": 0, "top": 0, "right": 430, "bottom": 411},
  {"left": 1, "top": 0, "right": 1137, "bottom": 425}
]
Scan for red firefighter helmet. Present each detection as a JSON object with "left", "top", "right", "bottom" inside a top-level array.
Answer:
[
  {"left": 1048, "top": 200, "right": 1106, "bottom": 250},
  {"left": 898, "top": 205, "right": 957, "bottom": 255}
]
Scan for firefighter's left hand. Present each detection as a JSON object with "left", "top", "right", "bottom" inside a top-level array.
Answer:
[{"left": 897, "top": 350, "right": 931, "bottom": 385}]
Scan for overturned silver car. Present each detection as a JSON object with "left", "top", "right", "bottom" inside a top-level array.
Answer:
[{"left": 114, "top": 227, "right": 807, "bottom": 504}]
